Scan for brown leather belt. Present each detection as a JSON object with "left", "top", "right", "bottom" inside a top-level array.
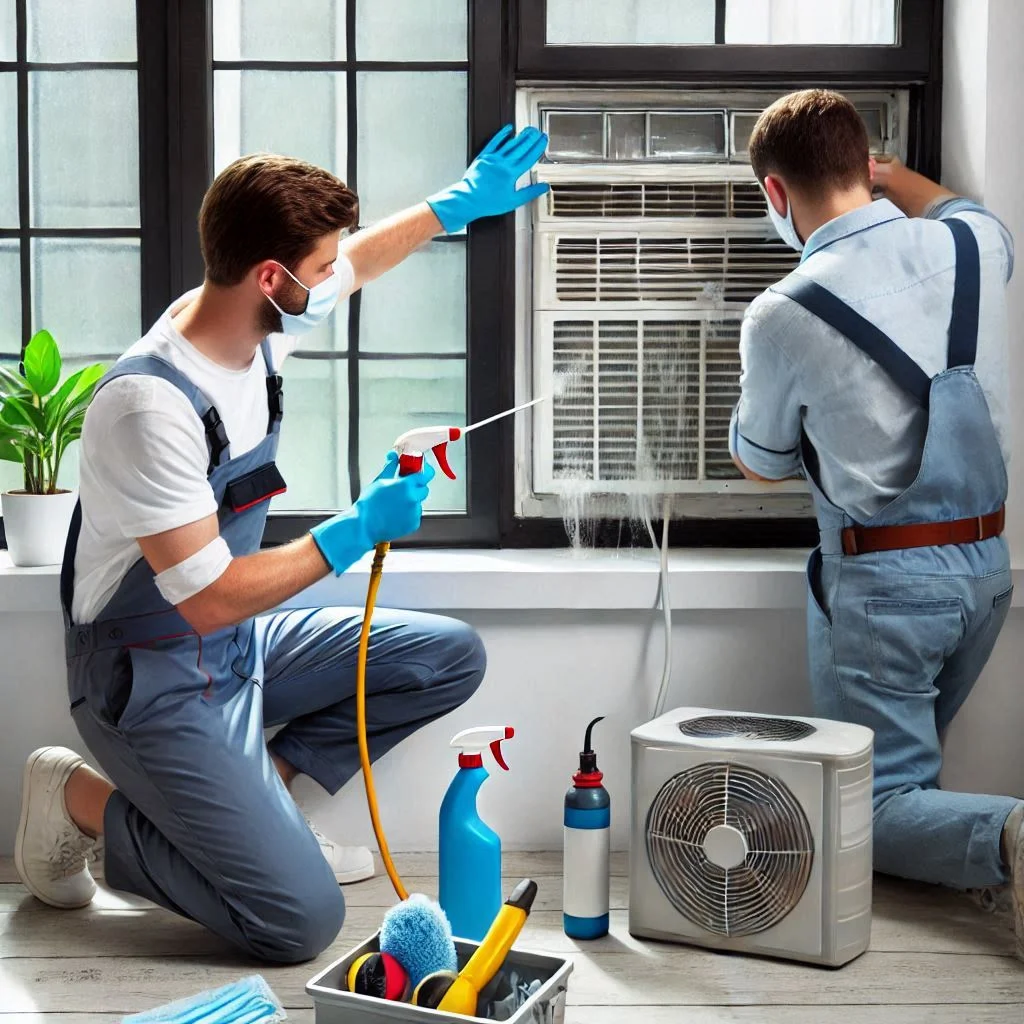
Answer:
[{"left": 841, "top": 506, "right": 1006, "bottom": 556}]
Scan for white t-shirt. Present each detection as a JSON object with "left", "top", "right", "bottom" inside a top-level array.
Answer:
[{"left": 72, "top": 257, "right": 356, "bottom": 623}]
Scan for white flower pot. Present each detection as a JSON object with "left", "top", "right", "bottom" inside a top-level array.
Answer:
[{"left": 2, "top": 490, "right": 78, "bottom": 567}]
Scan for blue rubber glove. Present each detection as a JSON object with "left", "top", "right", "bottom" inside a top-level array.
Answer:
[
  {"left": 427, "top": 124, "right": 550, "bottom": 234},
  {"left": 310, "top": 451, "right": 435, "bottom": 575}
]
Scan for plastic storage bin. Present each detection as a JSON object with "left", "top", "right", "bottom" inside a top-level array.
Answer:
[{"left": 306, "top": 931, "right": 574, "bottom": 1024}]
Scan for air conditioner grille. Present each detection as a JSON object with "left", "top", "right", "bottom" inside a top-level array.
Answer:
[
  {"left": 550, "top": 318, "right": 742, "bottom": 483},
  {"left": 679, "top": 715, "right": 817, "bottom": 741},
  {"left": 552, "top": 234, "right": 799, "bottom": 305},
  {"left": 645, "top": 762, "right": 814, "bottom": 937},
  {"left": 549, "top": 180, "right": 767, "bottom": 220}
]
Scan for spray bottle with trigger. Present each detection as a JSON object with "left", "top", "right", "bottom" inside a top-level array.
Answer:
[
  {"left": 563, "top": 716, "right": 610, "bottom": 939},
  {"left": 352, "top": 396, "right": 547, "bottom": 906},
  {"left": 439, "top": 726, "right": 515, "bottom": 943}
]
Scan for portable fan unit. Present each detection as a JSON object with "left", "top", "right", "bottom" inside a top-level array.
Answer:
[{"left": 629, "top": 707, "right": 874, "bottom": 966}]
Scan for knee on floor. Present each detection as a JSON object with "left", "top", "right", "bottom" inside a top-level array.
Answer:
[{"left": 245, "top": 875, "right": 346, "bottom": 965}]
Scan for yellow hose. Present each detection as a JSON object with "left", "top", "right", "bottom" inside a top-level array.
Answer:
[{"left": 356, "top": 541, "right": 408, "bottom": 900}]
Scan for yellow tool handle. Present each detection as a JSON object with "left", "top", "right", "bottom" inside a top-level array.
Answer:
[
  {"left": 437, "top": 880, "right": 537, "bottom": 1014},
  {"left": 356, "top": 541, "right": 408, "bottom": 901},
  {"left": 457, "top": 904, "right": 527, "bottom": 989}
]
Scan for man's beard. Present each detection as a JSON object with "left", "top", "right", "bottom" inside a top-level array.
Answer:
[{"left": 257, "top": 278, "right": 308, "bottom": 336}]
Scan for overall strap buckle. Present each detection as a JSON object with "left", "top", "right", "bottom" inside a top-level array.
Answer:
[
  {"left": 266, "top": 374, "right": 284, "bottom": 433},
  {"left": 202, "top": 407, "right": 230, "bottom": 474}
]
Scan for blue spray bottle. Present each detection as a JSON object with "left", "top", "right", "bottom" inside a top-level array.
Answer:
[
  {"left": 563, "top": 716, "right": 610, "bottom": 939},
  {"left": 439, "top": 726, "right": 514, "bottom": 942}
]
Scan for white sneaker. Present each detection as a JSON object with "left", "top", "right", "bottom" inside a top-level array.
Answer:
[
  {"left": 14, "top": 747, "right": 100, "bottom": 909},
  {"left": 306, "top": 819, "right": 375, "bottom": 884}
]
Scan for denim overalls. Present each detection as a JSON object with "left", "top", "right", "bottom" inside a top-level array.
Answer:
[
  {"left": 776, "top": 218, "right": 1017, "bottom": 891},
  {"left": 60, "top": 341, "right": 484, "bottom": 961}
]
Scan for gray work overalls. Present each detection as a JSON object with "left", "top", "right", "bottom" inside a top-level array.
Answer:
[{"left": 60, "top": 341, "right": 484, "bottom": 961}]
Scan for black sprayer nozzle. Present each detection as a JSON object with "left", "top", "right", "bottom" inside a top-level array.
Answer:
[{"left": 579, "top": 716, "right": 604, "bottom": 774}]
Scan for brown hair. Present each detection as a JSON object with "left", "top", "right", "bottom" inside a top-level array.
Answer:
[
  {"left": 748, "top": 89, "right": 870, "bottom": 193},
  {"left": 199, "top": 154, "right": 358, "bottom": 286}
]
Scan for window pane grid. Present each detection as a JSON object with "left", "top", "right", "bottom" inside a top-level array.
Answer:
[
  {"left": 8, "top": 0, "right": 141, "bottom": 360},
  {"left": 212, "top": 0, "right": 470, "bottom": 515}
]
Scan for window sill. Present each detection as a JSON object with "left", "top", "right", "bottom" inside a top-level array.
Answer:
[{"left": 3, "top": 549, "right": 1021, "bottom": 615}]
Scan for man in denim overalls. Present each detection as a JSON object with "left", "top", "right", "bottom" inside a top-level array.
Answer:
[
  {"left": 14, "top": 127, "right": 549, "bottom": 962},
  {"left": 729, "top": 90, "right": 1022, "bottom": 957}
]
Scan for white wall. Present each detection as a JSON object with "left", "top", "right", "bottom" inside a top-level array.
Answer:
[
  {"left": 982, "top": 0, "right": 1024, "bottom": 556},
  {"left": 2, "top": 602, "right": 1022, "bottom": 856}
]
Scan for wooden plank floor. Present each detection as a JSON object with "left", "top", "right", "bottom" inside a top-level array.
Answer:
[{"left": 1, "top": 852, "right": 1022, "bottom": 1022}]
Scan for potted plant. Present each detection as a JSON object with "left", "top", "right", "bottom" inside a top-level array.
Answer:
[{"left": 0, "top": 330, "right": 105, "bottom": 566}]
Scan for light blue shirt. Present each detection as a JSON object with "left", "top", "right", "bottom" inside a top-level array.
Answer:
[{"left": 729, "top": 197, "right": 1014, "bottom": 522}]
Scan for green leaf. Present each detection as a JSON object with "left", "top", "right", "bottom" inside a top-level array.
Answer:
[
  {"left": 2, "top": 394, "right": 47, "bottom": 436},
  {"left": 23, "top": 330, "right": 61, "bottom": 398},
  {"left": 44, "top": 363, "right": 105, "bottom": 435},
  {"left": 0, "top": 364, "right": 28, "bottom": 399},
  {"left": 0, "top": 440, "right": 23, "bottom": 463}
]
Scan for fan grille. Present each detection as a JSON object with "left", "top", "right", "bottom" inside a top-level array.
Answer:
[
  {"left": 678, "top": 715, "right": 816, "bottom": 742},
  {"left": 645, "top": 762, "right": 814, "bottom": 937}
]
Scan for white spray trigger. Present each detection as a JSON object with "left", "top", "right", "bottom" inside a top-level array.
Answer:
[{"left": 450, "top": 726, "right": 515, "bottom": 771}]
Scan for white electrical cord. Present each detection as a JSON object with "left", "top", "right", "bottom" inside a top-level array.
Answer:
[{"left": 645, "top": 495, "right": 673, "bottom": 719}]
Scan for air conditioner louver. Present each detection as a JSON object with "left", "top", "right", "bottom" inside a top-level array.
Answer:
[
  {"left": 552, "top": 234, "right": 799, "bottom": 305},
  {"left": 549, "top": 180, "right": 766, "bottom": 220},
  {"left": 549, "top": 317, "right": 740, "bottom": 485}
]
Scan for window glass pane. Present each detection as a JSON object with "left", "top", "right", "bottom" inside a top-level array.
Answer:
[
  {"left": 31, "top": 238, "right": 140, "bottom": 357},
  {"left": 292, "top": 301, "right": 349, "bottom": 354},
  {"left": 725, "top": 0, "right": 897, "bottom": 45},
  {"left": 28, "top": 0, "right": 136, "bottom": 62},
  {"left": 30, "top": 70, "right": 139, "bottom": 228},
  {"left": 0, "top": 74, "right": 17, "bottom": 228},
  {"left": 212, "top": 0, "right": 346, "bottom": 61},
  {"left": 357, "top": 0, "right": 467, "bottom": 61},
  {"left": 0, "top": 240, "right": 20, "bottom": 354},
  {"left": 360, "top": 243, "right": 465, "bottom": 354},
  {"left": 1, "top": 1, "right": 15, "bottom": 61},
  {"left": 547, "top": 0, "right": 716, "bottom": 45},
  {"left": 359, "top": 359, "right": 466, "bottom": 512},
  {"left": 275, "top": 357, "right": 349, "bottom": 510},
  {"left": 356, "top": 71, "right": 466, "bottom": 224},
  {"left": 213, "top": 70, "right": 346, "bottom": 179},
  {"left": 546, "top": 112, "right": 604, "bottom": 161},
  {"left": 649, "top": 112, "right": 725, "bottom": 159}
]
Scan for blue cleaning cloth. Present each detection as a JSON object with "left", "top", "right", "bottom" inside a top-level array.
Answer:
[{"left": 120, "top": 975, "right": 285, "bottom": 1024}]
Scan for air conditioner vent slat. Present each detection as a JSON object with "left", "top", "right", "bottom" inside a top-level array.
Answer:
[
  {"left": 552, "top": 234, "right": 799, "bottom": 305},
  {"left": 549, "top": 317, "right": 741, "bottom": 485},
  {"left": 548, "top": 181, "right": 767, "bottom": 220}
]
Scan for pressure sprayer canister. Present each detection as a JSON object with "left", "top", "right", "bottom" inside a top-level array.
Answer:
[
  {"left": 439, "top": 726, "right": 514, "bottom": 942},
  {"left": 563, "top": 716, "right": 610, "bottom": 939}
]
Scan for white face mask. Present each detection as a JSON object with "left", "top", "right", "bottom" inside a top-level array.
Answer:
[
  {"left": 761, "top": 182, "right": 804, "bottom": 253},
  {"left": 264, "top": 261, "right": 342, "bottom": 335}
]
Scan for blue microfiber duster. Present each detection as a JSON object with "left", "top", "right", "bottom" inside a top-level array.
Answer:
[
  {"left": 379, "top": 893, "right": 458, "bottom": 987},
  {"left": 120, "top": 975, "right": 285, "bottom": 1024}
]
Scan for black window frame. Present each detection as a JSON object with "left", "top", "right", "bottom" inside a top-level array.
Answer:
[
  {"left": 499, "top": 0, "right": 943, "bottom": 549},
  {"left": 0, "top": 1, "right": 943, "bottom": 555},
  {"left": 0, "top": 0, "right": 167, "bottom": 550},
  {"left": 170, "top": 0, "right": 505, "bottom": 549}
]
